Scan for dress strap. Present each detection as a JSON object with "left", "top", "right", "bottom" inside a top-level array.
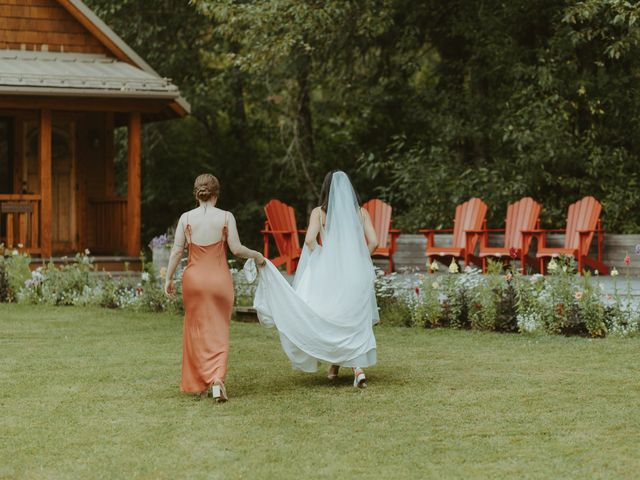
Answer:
[
  {"left": 222, "top": 212, "right": 229, "bottom": 242},
  {"left": 184, "top": 213, "right": 192, "bottom": 245}
]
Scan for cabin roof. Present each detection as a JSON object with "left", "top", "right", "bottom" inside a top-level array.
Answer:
[
  {"left": 0, "top": 51, "right": 180, "bottom": 99},
  {"left": 0, "top": 0, "right": 190, "bottom": 117}
]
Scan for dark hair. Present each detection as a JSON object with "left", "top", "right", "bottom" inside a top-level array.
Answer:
[{"left": 319, "top": 170, "right": 361, "bottom": 212}]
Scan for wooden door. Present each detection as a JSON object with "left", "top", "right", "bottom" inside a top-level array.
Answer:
[
  {"left": 24, "top": 119, "right": 77, "bottom": 253},
  {"left": 0, "top": 117, "right": 13, "bottom": 194}
]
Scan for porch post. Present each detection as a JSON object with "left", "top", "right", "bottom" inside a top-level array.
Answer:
[
  {"left": 126, "top": 112, "right": 141, "bottom": 257},
  {"left": 104, "top": 112, "right": 115, "bottom": 196},
  {"left": 39, "top": 109, "right": 52, "bottom": 258}
]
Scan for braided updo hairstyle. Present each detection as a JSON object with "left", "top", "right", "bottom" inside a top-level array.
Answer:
[{"left": 193, "top": 173, "right": 220, "bottom": 203}]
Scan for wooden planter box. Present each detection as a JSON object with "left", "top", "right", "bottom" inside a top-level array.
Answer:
[{"left": 234, "top": 306, "right": 258, "bottom": 323}]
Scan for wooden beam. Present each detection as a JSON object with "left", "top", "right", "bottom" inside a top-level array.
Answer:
[
  {"left": 104, "top": 112, "right": 115, "bottom": 196},
  {"left": 126, "top": 112, "right": 141, "bottom": 257},
  {"left": 0, "top": 96, "right": 172, "bottom": 114},
  {"left": 39, "top": 109, "right": 52, "bottom": 258}
]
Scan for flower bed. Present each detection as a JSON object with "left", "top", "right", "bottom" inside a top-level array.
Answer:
[
  {"left": 0, "top": 245, "right": 255, "bottom": 314},
  {"left": 1, "top": 244, "right": 638, "bottom": 337},
  {"left": 378, "top": 257, "right": 639, "bottom": 337}
]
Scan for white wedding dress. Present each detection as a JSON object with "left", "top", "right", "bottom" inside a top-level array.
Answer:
[{"left": 253, "top": 172, "right": 379, "bottom": 372}]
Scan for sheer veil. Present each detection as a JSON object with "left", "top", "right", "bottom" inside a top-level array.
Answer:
[{"left": 254, "top": 171, "right": 378, "bottom": 372}]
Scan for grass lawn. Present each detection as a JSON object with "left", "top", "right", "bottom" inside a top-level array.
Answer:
[{"left": 1, "top": 304, "right": 639, "bottom": 479}]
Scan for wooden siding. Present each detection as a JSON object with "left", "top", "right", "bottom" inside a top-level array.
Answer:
[{"left": 0, "top": 0, "right": 109, "bottom": 54}]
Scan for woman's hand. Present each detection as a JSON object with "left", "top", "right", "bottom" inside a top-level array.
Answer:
[
  {"left": 164, "top": 279, "right": 174, "bottom": 297},
  {"left": 256, "top": 253, "right": 266, "bottom": 268}
]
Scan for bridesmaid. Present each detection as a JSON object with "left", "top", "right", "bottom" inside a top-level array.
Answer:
[{"left": 164, "top": 173, "right": 265, "bottom": 402}]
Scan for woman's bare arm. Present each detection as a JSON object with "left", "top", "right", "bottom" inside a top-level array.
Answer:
[
  {"left": 361, "top": 208, "right": 379, "bottom": 255},
  {"left": 304, "top": 208, "right": 321, "bottom": 251},
  {"left": 164, "top": 215, "right": 187, "bottom": 295},
  {"left": 226, "top": 213, "right": 265, "bottom": 263}
]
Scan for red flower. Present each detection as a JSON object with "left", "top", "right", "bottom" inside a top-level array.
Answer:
[
  {"left": 415, "top": 287, "right": 420, "bottom": 296},
  {"left": 624, "top": 255, "right": 631, "bottom": 266},
  {"left": 509, "top": 247, "right": 518, "bottom": 259}
]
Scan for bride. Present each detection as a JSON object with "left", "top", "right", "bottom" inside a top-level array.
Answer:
[{"left": 254, "top": 170, "right": 379, "bottom": 388}]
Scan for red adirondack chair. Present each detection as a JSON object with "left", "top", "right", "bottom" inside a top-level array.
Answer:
[
  {"left": 261, "top": 199, "right": 303, "bottom": 274},
  {"left": 470, "top": 197, "right": 541, "bottom": 273},
  {"left": 419, "top": 198, "right": 488, "bottom": 269},
  {"left": 522, "top": 196, "right": 608, "bottom": 274},
  {"left": 362, "top": 199, "right": 401, "bottom": 273}
]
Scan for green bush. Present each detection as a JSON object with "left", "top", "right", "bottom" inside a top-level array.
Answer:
[
  {"left": 3, "top": 248, "right": 639, "bottom": 338},
  {"left": 389, "top": 256, "right": 638, "bottom": 338},
  {"left": 0, "top": 249, "right": 31, "bottom": 302}
]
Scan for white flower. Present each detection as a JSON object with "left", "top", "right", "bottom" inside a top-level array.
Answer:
[
  {"left": 141, "top": 272, "right": 150, "bottom": 282},
  {"left": 85, "top": 248, "right": 91, "bottom": 255},
  {"left": 562, "top": 265, "right": 567, "bottom": 273},
  {"left": 429, "top": 261, "right": 439, "bottom": 272},
  {"left": 548, "top": 258, "right": 558, "bottom": 272},
  {"left": 611, "top": 267, "right": 619, "bottom": 277},
  {"left": 530, "top": 273, "right": 543, "bottom": 283},
  {"left": 17, "top": 243, "right": 23, "bottom": 248},
  {"left": 594, "top": 269, "right": 599, "bottom": 276},
  {"left": 448, "top": 259, "right": 459, "bottom": 274},
  {"left": 431, "top": 282, "right": 439, "bottom": 290},
  {"left": 12, "top": 249, "right": 18, "bottom": 256}
]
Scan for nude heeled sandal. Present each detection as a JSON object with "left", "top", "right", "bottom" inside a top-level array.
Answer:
[
  {"left": 353, "top": 368, "right": 367, "bottom": 388},
  {"left": 211, "top": 380, "right": 228, "bottom": 403}
]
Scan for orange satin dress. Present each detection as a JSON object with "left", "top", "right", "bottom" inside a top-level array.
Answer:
[{"left": 180, "top": 215, "right": 235, "bottom": 393}]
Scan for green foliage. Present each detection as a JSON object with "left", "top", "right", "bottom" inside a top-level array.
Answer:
[
  {"left": 83, "top": 0, "right": 640, "bottom": 240},
  {"left": 470, "top": 260, "right": 518, "bottom": 332},
  {"left": 378, "top": 296, "right": 414, "bottom": 327},
  {"left": 378, "top": 258, "right": 638, "bottom": 337},
  {"left": 19, "top": 254, "right": 95, "bottom": 306},
  {"left": 414, "top": 277, "right": 444, "bottom": 328},
  {"left": 0, "top": 261, "right": 9, "bottom": 302},
  {"left": 0, "top": 250, "right": 31, "bottom": 302}
]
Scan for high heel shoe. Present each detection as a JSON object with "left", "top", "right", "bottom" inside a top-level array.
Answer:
[
  {"left": 211, "top": 379, "right": 228, "bottom": 403},
  {"left": 353, "top": 368, "right": 367, "bottom": 388},
  {"left": 327, "top": 365, "right": 340, "bottom": 380}
]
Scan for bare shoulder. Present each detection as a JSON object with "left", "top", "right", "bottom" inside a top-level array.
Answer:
[
  {"left": 177, "top": 210, "right": 192, "bottom": 224},
  {"left": 310, "top": 206, "right": 323, "bottom": 218},
  {"left": 215, "top": 208, "right": 235, "bottom": 223}
]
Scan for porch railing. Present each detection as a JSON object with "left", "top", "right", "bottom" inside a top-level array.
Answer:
[
  {"left": 0, "top": 194, "right": 41, "bottom": 253},
  {"left": 88, "top": 197, "right": 127, "bottom": 254}
]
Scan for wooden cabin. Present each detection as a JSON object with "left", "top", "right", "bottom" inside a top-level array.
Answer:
[{"left": 0, "top": 0, "right": 189, "bottom": 262}]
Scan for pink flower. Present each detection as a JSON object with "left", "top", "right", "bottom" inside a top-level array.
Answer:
[
  {"left": 509, "top": 247, "right": 518, "bottom": 259},
  {"left": 574, "top": 291, "right": 583, "bottom": 300},
  {"left": 624, "top": 255, "right": 631, "bottom": 266}
]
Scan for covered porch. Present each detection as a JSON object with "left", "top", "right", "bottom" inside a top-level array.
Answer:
[{"left": 0, "top": 50, "right": 189, "bottom": 259}]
